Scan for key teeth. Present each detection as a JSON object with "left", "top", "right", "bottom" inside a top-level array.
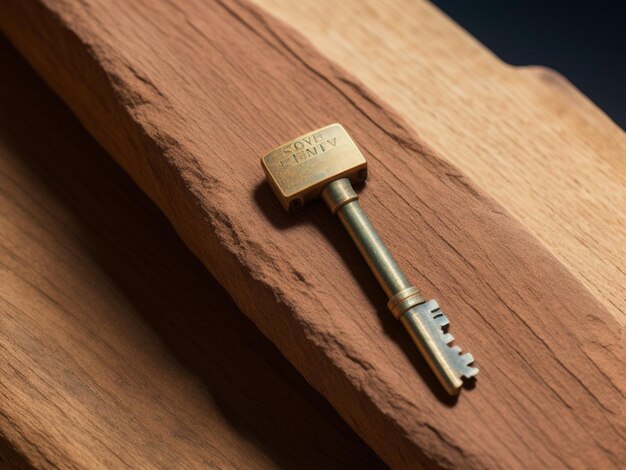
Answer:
[
  {"left": 442, "top": 333, "right": 455, "bottom": 345},
  {"left": 432, "top": 313, "right": 449, "bottom": 327},
  {"left": 425, "top": 299, "right": 450, "bottom": 328},
  {"left": 455, "top": 352, "right": 479, "bottom": 380},
  {"left": 418, "top": 299, "right": 480, "bottom": 381},
  {"left": 463, "top": 365, "right": 480, "bottom": 379},
  {"left": 450, "top": 349, "right": 479, "bottom": 380},
  {"left": 425, "top": 300, "right": 479, "bottom": 379},
  {"left": 460, "top": 352, "right": 474, "bottom": 365}
]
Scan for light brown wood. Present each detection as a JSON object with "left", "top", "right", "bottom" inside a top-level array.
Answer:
[
  {"left": 1, "top": 0, "right": 624, "bottom": 468},
  {"left": 0, "top": 39, "right": 381, "bottom": 469},
  {"left": 254, "top": 0, "right": 626, "bottom": 324}
]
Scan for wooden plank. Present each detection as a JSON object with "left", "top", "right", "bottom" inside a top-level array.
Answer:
[
  {"left": 1, "top": 0, "right": 623, "bottom": 467},
  {"left": 0, "top": 39, "right": 382, "bottom": 469},
  {"left": 254, "top": 0, "right": 626, "bottom": 324}
]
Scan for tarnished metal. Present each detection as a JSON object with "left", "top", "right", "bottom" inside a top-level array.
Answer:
[
  {"left": 327, "top": 183, "right": 412, "bottom": 298},
  {"left": 261, "top": 123, "right": 366, "bottom": 212},
  {"left": 401, "top": 300, "right": 477, "bottom": 393},
  {"left": 388, "top": 286, "right": 425, "bottom": 320},
  {"left": 261, "top": 124, "right": 478, "bottom": 395}
]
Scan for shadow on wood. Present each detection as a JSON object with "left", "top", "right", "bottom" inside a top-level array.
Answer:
[
  {"left": 0, "top": 38, "right": 382, "bottom": 468},
  {"left": 253, "top": 181, "right": 462, "bottom": 404},
  {"left": 1, "top": 0, "right": 622, "bottom": 467}
]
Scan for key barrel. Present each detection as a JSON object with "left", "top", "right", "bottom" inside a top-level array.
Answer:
[
  {"left": 322, "top": 179, "right": 411, "bottom": 297},
  {"left": 322, "top": 178, "right": 476, "bottom": 395}
]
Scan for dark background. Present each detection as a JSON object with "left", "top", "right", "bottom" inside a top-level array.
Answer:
[{"left": 432, "top": 0, "right": 626, "bottom": 130}]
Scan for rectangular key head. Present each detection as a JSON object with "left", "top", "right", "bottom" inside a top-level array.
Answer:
[{"left": 261, "top": 123, "right": 367, "bottom": 212}]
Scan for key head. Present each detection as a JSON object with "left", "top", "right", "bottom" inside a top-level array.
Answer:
[{"left": 261, "top": 123, "right": 367, "bottom": 212}]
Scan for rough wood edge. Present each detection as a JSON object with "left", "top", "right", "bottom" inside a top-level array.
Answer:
[{"left": 1, "top": 0, "right": 623, "bottom": 468}]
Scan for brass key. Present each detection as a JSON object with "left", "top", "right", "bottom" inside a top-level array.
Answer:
[{"left": 261, "top": 123, "right": 478, "bottom": 395}]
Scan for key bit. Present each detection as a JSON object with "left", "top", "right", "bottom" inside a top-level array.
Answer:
[{"left": 261, "top": 123, "right": 478, "bottom": 395}]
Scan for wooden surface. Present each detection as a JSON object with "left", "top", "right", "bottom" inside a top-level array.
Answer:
[
  {"left": 255, "top": 0, "right": 626, "bottom": 325},
  {"left": 0, "top": 39, "right": 382, "bottom": 469},
  {"left": 1, "top": 0, "right": 624, "bottom": 468}
]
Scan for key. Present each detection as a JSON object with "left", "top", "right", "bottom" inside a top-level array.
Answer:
[{"left": 261, "top": 123, "right": 478, "bottom": 395}]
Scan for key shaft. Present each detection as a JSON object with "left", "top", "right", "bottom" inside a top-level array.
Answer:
[
  {"left": 323, "top": 179, "right": 411, "bottom": 297},
  {"left": 322, "top": 178, "right": 474, "bottom": 395}
]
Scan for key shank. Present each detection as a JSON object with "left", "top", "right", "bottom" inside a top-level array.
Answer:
[
  {"left": 322, "top": 178, "right": 464, "bottom": 395},
  {"left": 322, "top": 179, "right": 411, "bottom": 297}
]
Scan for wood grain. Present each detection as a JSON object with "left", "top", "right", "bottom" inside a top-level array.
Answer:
[
  {"left": 1, "top": 0, "right": 624, "bottom": 468},
  {"left": 254, "top": 0, "right": 626, "bottom": 324},
  {"left": 0, "top": 39, "right": 382, "bottom": 469}
]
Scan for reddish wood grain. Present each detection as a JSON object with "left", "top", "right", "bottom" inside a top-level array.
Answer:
[
  {"left": 0, "top": 39, "right": 381, "bottom": 469},
  {"left": 1, "top": 0, "right": 623, "bottom": 467},
  {"left": 256, "top": 0, "right": 626, "bottom": 325}
]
